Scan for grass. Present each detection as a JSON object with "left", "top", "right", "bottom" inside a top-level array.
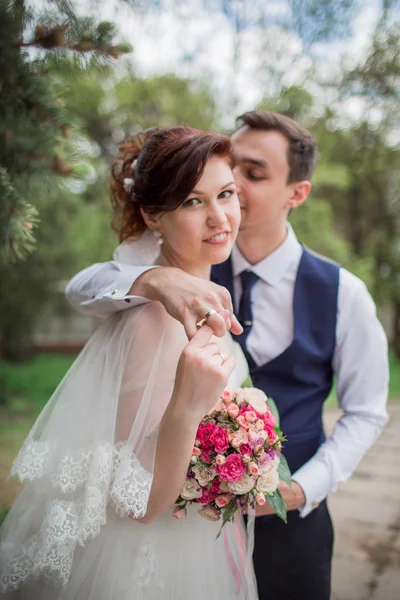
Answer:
[{"left": 0, "top": 350, "right": 400, "bottom": 526}]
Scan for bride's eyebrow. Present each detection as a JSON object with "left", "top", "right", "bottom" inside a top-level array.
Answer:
[{"left": 191, "top": 181, "right": 235, "bottom": 195}]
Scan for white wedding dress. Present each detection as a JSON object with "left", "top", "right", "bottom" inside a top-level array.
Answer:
[{"left": 0, "top": 234, "right": 258, "bottom": 600}]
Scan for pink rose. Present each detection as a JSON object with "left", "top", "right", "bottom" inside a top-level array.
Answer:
[
  {"left": 221, "top": 390, "right": 233, "bottom": 404},
  {"left": 227, "top": 403, "right": 239, "bottom": 418},
  {"left": 241, "top": 454, "right": 251, "bottom": 464},
  {"left": 240, "top": 405, "right": 261, "bottom": 419},
  {"left": 217, "top": 454, "right": 246, "bottom": 482},
  {"left": 197, "top": 423, "right": 216, "bottom": 449},
  {"left": 210, "top": 426, "right": 229, "bottom": 453},
  {"left": 248, "top": 462, "right": 259, "bottom": 476},
  {"left": 237, "top": 416, "right": 250, "bottom": 430},
  {"left": 245, "top": 410, "right": 257, "bottom": 423},
  {"left": 231, "top": 429, "right": 249, "bottom": 448},
  {"left": 198, "top": 488, "right": 216, "bottom": 504},
  {"left": 215, "top": 454, "right": 226, "bottom": 466},
  {"left": 173, "top": 506, "right": 186, "bottom": 520},
  {"left": 215, "top": 494, "right": 231, "bottom": 508},
  {"left": 255, "top": 492, "right": 266, "bottom": 506},
  {"left": 198, "top": 504, "right": 220, "bottom": 521},
  {"left": 255, "top": 419, "right": 265, "bottom": 431},
  {"left": 192, "top": 447, "right": 201, "bottom": 456}
]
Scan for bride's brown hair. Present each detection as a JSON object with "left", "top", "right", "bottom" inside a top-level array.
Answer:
[{"left": 111, "top": 126, "right": 232, "bottom": 242}]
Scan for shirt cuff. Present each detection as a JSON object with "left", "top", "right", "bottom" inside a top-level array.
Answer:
[
  {"left": 292, "top": 457, "right": 335, "bottom": 518},
  {"left": 81, "top": 265, "right": 159, "bottom": 307}
]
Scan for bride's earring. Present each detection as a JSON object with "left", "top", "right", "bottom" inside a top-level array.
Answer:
[{"left": 154, "top": 230, "right": 163, "bottom": 246}]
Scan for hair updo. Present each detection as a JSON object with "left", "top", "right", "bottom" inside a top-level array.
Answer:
[{"left": 111, "top": 126, "right": 232, "bottom": 242}]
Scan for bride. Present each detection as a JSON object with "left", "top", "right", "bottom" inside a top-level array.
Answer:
[{"left": 0, "top": 126, "right": 258, "bottom": 599}]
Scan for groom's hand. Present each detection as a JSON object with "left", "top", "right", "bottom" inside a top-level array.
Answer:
[
  {"left": 255, "top": 481, "right": 306, "bottom": 517},
  {"left": 131, "top": 267, "right": 243, "bottom": 339}
]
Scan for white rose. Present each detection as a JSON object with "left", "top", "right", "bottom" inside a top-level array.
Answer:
[
  {"left": 180, "top": 478, "right": 202, "bottom": 500},
  {"left": 192, "top": 464, "right": 216, "bottom": 487},
  {"left": 228, "top": 474, "right": 256, "bottom": 495},
  {"left": 257, "top": 468, "right": 279, "bottom": 494},
  {"left": 261, "top": 456, "right": 280, "bottom": 474},
  {"left": 234, "top": 388, "right": 268, "bottom": 414}
]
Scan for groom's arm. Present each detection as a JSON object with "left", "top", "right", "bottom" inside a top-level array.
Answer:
[
  {"left": 65, "top": 262, "right": 158, "bottom": 317},
  {"left": 65, "top": 261, "right": 243, "bottom": 338},
  {"left": 289, "top": 271, "right": 389, "bottom": 517}
]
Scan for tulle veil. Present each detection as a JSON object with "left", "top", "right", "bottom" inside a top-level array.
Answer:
[{"left": 0, "top": 231, "right": 255, "bottom": 599}]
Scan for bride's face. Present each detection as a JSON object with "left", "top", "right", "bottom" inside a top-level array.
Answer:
[{"left": 156, "top": 156, "right": 240, "bottom": 277}]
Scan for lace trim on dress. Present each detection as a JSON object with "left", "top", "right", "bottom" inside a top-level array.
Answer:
[{"left": 0, "top": 439, "right": 153, "bottom": 591}]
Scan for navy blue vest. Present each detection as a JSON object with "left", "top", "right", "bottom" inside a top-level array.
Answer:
[{"left": 212, "top": 248, "right": 340, "bottom": 474}]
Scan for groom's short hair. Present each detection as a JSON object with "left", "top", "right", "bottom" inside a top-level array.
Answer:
[{"left": 235, "top": 110, "right": 318, "bottom": 183}]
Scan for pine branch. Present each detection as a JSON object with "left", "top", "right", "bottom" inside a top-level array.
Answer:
[{"left": 0, "top": 165, "right": 39, "bottom": 263}]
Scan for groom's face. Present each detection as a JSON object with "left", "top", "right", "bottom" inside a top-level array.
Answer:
[{"left": 231, "top": 127, "right": 296, "bottom": 233}]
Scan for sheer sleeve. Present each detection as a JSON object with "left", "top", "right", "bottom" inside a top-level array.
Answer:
[{"left": 0, "top": 302, "right": 187, "bottom": 591}]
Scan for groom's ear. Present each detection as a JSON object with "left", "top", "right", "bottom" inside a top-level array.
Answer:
[{"left": 287, "top": 180, "right": 311, "bottom": 209}]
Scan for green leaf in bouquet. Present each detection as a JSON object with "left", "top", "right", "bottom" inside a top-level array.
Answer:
[
  {"left": 266, "top": 396, "right": 280, "bottom": 426},
  {"left": 266, "top": 489, "right": 287, "bottom": 523},
  {"left": 216, "top": 500, "right": 237, "bottom": 539},
  {"left": 278, "top": 454, "right": 292, "bottom": 487}
]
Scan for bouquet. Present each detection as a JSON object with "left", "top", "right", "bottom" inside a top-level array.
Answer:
[{"left": 173, "top": 387, "right": 291, "bottom": 533}]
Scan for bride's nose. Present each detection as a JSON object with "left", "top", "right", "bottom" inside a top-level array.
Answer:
[{"left": 206, "top": 202, "right": 228, "bottom": 228}]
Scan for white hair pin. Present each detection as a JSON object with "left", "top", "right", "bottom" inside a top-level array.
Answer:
[{"left": 123, "top": 178, "right": 134, "bottom": 193}]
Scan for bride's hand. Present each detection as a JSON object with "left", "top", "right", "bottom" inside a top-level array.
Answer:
[
  {"left": 130, "top": 267, "right": 243, "bottom": 339},
  {"left": 171, "top": 325, "right": 235, "bottom": 419}
]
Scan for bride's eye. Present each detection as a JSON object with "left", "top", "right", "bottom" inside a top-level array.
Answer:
[
  {"left": 219, "top": 189, "right": 235, "bottom": 200},
  {"left": 182, "top": 197, "right": 201, "bottom": 208}
]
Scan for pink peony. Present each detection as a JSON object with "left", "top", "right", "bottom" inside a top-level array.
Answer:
[
  {"left": 210, "top": 426, "right": 229, "bottom": 453},
  {"left": 263, "top": 410, "right": 277, "bottom": 428},
  {"left": 217, "top": 454, "right": 246, "bottom": 482},
  {"left": 239, "top": 443, "right": 252, "bottom": 455},
  {"left": 173, "top": 507, "right": 186, "bottom": 520},
  {"left": 210, "top": 478, "right": 221, "bottom": 494},
  {"left": 215, "top": 494, "right": 231, "bottom": 508},
  {"left": 227, "top": 403, "right": 239, "bottom": 418},
  {"left": 198, "top": 504, "right": 220, "bottom": 521},
  {"left": 264, "top": 423, "right": 278, "bottom": 443},
  {"left": 198, "top": 488, "right": 216, "bottom": 504},
  {"left": 197, "top": 423, "right": 216, "bottom": 449}
]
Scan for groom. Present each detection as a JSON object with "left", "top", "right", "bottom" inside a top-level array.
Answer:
[{"left": 66, "top": 110, "right": 389, "bottom": 600}]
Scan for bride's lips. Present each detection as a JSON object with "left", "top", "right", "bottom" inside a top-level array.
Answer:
[{"left": 203, "top": 231, "right": 231, "bottom": 245}]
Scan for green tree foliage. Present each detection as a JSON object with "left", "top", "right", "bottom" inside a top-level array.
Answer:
[
  {"left": 0, "top": 0, "right": 130, "bottom": 263},
  {"left": 0, "top": 64, "right": 219, "bottom": 360}
]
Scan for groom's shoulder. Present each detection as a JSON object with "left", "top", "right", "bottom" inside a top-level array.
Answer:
[
  {"left": 302, "top": 246, "right": 340, "bottom": 268},
  {"left": 303, "top": 246, "right": 369, "bottom": 296}
]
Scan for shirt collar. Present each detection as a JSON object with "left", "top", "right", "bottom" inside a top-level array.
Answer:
[{"left": 231, "top": 222, "right": 302, "bottom": 286}]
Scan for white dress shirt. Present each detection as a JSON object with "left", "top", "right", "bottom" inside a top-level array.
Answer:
[{"left": 65, "top": 224, "right": 389, "bottom": 517}]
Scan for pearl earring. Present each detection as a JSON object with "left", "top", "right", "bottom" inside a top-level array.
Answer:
[{"left": 154, "top": 230, "right": 163, "bottom": 246}]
